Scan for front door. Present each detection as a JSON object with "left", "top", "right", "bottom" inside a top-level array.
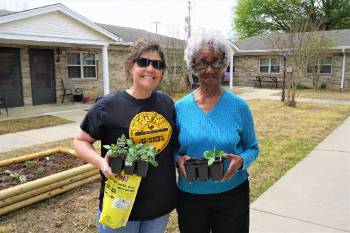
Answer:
[
  {"left": 30, "top": 49, "right": 56, "bottom": 105},
  {"left": 0, "top": 47, "right": 23, "bottom": 107}
]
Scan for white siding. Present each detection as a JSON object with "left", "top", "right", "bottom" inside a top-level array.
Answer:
[{"left": 0, "top": 11, "right": 111, "bottom": 42}]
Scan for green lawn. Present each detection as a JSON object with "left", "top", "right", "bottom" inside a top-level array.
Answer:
[{"left": 0, "top": 115, "right": 73, "bottom": 135}]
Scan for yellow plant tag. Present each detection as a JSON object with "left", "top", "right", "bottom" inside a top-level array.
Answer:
[{"left": 99, "top": 171, "right": 142, "bottom": 229}]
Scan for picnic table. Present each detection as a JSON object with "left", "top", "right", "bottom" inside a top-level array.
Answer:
[{"left": 255, "top": 75, "right": 281, "bottom": 88}]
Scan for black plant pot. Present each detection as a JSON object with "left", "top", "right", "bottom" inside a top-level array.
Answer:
[
  {"left": 135, "top": 160, "right": 149, "bottom": 177},
  {"left": 209, "top": 158, "right": 224, "bottom": 181},
  {"left": 109, "top": 157, "right": 124, "bottom": 174},
  {"left": 195, "top": 159, "right": 209, "bottom": 181},
  {"left": 184, "top": 159, "right": 197, "bottom": 182},
  {"left": 184, "top": 159, "right": 209, "bottom": 181},
  {"left": 124, "top": 161, "right": 135, "bottom": 175}
]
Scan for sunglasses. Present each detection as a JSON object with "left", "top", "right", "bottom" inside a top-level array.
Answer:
[
  {"left": 135, "top": 57, "right": 166, "bottom": 70},
  {"left": 194, "top": 59, "right": 224, "bottom": 70}
]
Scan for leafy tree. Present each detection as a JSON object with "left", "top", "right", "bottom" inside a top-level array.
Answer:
[{"left": 234, "top": 0, "right": 350, "bottom": 39}]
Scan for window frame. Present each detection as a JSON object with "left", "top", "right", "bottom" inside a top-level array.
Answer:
[
  {"left": 66, "top": 52, "right": 97, "bottom": 79},
  {"left": 306, "top": 56, "right": 332, "bottom": 74},
  {"left": 259, "top": 57, "right": 280, "bottom": 74}
]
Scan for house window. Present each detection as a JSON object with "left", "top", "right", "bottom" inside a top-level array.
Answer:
[
  {"left": 306, "top": 56, "right": 332, "bottom": 74},
  {"left": 259, "top": 57, "right": 280, "bottom": 73},
  {"left": 67, "top": 52, "right": 96, "bottom": 79},
  {"left": 320, "top": 56, "right": 332, "bottom": 74}
]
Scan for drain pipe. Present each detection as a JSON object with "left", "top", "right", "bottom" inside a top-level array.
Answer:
[{"left": 340, "top": 48, "right": 346, "bottom": 91}]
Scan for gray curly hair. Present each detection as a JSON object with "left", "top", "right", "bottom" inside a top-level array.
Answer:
[{"left": 184, "top": 29, "right": 233, "bottom": 72}]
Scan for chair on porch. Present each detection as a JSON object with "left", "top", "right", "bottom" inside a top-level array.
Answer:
[
  {"left": 0, "top": 96, "right": 9, "bottom": 117},
  {"left": 61, "top": 79, "right": 84, "bottom": 103}
]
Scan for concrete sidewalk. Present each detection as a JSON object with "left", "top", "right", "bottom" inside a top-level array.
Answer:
[
  {"left": 250, "top": 116, "right": 350, "bottom": 233},
  {"left": 0, "top": 109, "right": 86, "bottom": 153}
]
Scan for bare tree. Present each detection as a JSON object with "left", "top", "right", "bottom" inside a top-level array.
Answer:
[
  {"left": 158, "top": 36, "right": 187, "bottom": 96},
  {"left": 269, "top": 23, "right": 332, "bottom": 106}
]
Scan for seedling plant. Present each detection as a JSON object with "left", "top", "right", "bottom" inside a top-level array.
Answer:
[{"left": 203, "top": 147, "right": 225, "bottom": 166}]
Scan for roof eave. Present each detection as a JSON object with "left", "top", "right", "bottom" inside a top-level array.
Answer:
[{"left": 0, "top": 3, "right": 123, "bottom": 43}]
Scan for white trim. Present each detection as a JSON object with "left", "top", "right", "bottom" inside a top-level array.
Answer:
[
  {"left": 67, "top": 52, "right": 97, "bottom": 79},
  {"left": 259, "top": 57, "right": 281, "bottom": 74},
  {"left": 341, "top": 49, "right": 346, "bottom": 90},
  {"left": 228, "top": 40, "right": 240, "bottom": 52},
  {"left": 306, "top": 56, "right": 333, "bottom": 75},
  {"left": 103, "top": 45, "right": 110, "bottom": 95},
  {"left": 235, "top": 46, "right": 350, "bottom": 54},
  {"left": 0, "top": 3, "right": 122, "bottom": 43},
  {"left": 229, "top": 56, "right": 234, "bottom": 89},
  {"left": 0, "top": 33, "right": 110, "bottom": 46}
]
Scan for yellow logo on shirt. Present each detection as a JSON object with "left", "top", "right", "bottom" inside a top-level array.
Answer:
[{"left": 129, "top": 112, "right": 172, "bottom": 154}]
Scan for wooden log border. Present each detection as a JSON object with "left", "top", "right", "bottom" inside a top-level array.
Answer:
[{"left": 0, "top": 147, "right": 99, "bottom": 216}]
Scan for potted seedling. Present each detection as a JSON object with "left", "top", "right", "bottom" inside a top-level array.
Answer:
[
  {"left": 103, "top": 134, "right": 128, "bottom": 173},
  {"left": 124, "top": 140, "right": 141, "bottom": 175},
  {"left": 183, "top": 148, "right": 225, "bottom": 182},
  {"left": 204, "top": 148, "right": 225, "bottom": 181},
  {"left": 136, "top": 144, "right": 158, "bottom": 177}
]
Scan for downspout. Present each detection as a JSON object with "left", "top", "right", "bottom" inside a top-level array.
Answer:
[
  {"left": 229, "top": 55, "right": 234, "bottom": 89},
  {"left": 340, "top": 48, "right": 346, "bottom": 91},
  {"left": 102, "top": 44, "right": 110, "bottom": 95}
]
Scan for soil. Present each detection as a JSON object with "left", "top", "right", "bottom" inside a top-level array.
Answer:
[{"left": 0, "top": 152, "right": 87, "bottom": 190}]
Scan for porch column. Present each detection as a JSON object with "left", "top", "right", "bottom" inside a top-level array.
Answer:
[
  {"left": 340, "top": 49, "right": 346, "bottom": 91},
  {"left": 102, "top": 44, "right": 110, "bottom": 95},
  {"left": 229, "top": 55, "right": 234, "bottom": 89}
]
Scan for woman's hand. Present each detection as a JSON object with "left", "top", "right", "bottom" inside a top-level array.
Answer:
[
  {"left": 177, "top": 155, "right": 191, "bottom": 179},
  {"left": 99, "top": 155, "right": 116, "bottom": 179},
  {"left": 222, "top": 153, "right": 243, "bottom": 181}
]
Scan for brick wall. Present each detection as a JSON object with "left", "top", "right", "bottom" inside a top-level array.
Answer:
[{"left": 234, "top": 53, "right": 349, "bottom": 90}]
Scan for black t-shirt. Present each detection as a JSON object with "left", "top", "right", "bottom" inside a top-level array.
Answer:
[{"left": 80, "top": 90, "right": 178, "bottom": 220}]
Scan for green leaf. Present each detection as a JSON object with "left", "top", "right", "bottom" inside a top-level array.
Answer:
[
  {"left": 103, "top": 145, "right": 111, "bottom": 150},
  {"left": 204, "top": 150, "right": 213, "bottom": 159}
]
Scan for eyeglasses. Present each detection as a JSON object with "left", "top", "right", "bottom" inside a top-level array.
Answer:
[
  {"left": 194, "top": 59, "right": 224, "bottom": 70},
  {"left": 135, "top": 57, "right": 166, "bottom": 70}
]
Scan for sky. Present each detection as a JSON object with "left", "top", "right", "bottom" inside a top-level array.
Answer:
[{"left": 0, "top": 0, "right": 237, "bottom": 40}]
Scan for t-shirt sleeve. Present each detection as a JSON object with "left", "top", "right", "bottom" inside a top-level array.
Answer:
[{"left": 80, "top": 102, "right": 104, "bottom": 140}]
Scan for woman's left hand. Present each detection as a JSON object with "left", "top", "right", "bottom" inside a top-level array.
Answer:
[{"left": 222, "top": 153, "right": 243, "bottom": 181}]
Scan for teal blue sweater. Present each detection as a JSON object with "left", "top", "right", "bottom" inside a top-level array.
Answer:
[{"left": 175, "top": 89, "right": 259, "bottom": 194}]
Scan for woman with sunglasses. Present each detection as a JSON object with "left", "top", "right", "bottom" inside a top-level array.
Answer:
[
  {"left": 74, "top": 38, "right": 178, "bottom": 233},
  {"left": 175, "top": 30, "right": 259, "bottom": 233}
]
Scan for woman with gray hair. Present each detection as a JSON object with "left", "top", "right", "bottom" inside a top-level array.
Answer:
[{"left": 175, "top": 30, "right": 259, "bottom": 233}]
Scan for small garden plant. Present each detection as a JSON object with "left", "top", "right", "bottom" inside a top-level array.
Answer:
[
  {"left": 103, "top": 134, "right": 158, "bottom": 167},
  {"left": 126, "top": 140, "right": 158, "bottom": 167},
  {"left": 0, "top": 170, "right": 27, "bottom": 183},
  {"left": 103, "top": 134, "right": 129, "bottom": 159},
  {"left": 203, "top": 147, "right": 225, "bottom": 166}
]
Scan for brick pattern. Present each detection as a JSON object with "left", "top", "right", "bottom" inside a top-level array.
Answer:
[{"left": 234, "top": 53, "right": 349, "bottom": 90}]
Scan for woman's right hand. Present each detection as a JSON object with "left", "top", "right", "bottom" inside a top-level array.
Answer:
[
  {"left": 177, "top": 155, "right": 191, "bottom": 179},
  {"left": 100, "top": 155, "right": 115, "bottom": 179}
]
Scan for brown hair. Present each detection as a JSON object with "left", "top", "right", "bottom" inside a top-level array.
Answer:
[{"left": 124, "top": 38, "right": 166, "bottom": 81}]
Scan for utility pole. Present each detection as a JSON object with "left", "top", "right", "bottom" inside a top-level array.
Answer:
[
  {"left": 152, "top": 21, "right": 161, "bottom": 34},
  {"left": 185, "top": 1, "right": 192, "bottom": 39}
]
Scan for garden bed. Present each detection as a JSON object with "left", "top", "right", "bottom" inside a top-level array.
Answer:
[{"left": 0, "top": 147, "right": 99, "bottom": 216}]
